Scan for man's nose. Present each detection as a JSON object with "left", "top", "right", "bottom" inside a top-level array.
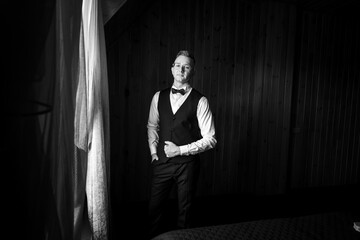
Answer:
[{"left": 181, "top": 66, "right": 185, "bottom": 72}]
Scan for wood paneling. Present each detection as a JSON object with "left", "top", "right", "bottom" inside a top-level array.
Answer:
[
  {"left": 106, "top": 0, "right": 359, "bottom": 202},
  {"left": 290, "top": 12, "right": 360, "bottom": 188}
]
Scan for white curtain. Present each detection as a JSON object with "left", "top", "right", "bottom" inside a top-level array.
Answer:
[
  {"left": 38, "top": 0, "right": 111, "bottom": 239},
  {"left": 75, "top": 0, "right": 110, "bottom": 239}
]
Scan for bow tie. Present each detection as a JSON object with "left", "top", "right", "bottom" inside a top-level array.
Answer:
[{"left": 171, "top": 88, "right": 186, "bottom": 95}]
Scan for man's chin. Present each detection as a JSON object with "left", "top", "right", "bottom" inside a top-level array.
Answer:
[{"left": 175, "top": 77, "right": 188, "bottom": 83}]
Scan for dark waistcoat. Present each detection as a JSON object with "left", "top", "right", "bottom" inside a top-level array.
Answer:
[{"left": 157, "top": 88, "right": 203, "bottom": 164}]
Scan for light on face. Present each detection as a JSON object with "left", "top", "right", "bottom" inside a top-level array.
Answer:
[{"left": 173, "top": 63, "right": 192, "bottom": 72}]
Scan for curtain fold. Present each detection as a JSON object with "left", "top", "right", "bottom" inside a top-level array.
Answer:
[
  {"left": 53, "top": 0, "right": 83, "bottom": 239},
  {"left": 36, "top": 0, "right": 111, "bottom": 239},
  {"left": 76, "top": 0, "right": 111, "bottom": 239}
]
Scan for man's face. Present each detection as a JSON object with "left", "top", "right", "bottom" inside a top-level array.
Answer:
[{"left": 171, "top": 55, "right": 194, "bottom": 84}]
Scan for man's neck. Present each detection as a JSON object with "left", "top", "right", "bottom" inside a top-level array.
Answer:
[{"left": 173, "top": 81, "right": 190, "bottom": 89}]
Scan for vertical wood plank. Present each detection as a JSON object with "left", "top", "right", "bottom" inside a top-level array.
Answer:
[{"left": 105, "top": 0, "right": 359, "bottom": 201}]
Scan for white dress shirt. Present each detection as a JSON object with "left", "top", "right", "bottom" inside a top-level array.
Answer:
[{"left": 147, "top": 85, "right": 217, "bottom": 156}]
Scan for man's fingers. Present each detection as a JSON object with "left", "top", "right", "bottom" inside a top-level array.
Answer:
[{"left": 164, "top": 141, "right": 171, "bottom": 145}]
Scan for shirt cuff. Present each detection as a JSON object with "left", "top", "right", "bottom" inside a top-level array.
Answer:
[
  {"left": 179, "top": 145, "right": 189, "bottom": 156},
  {"left": 150, "top": 145, "right": 157, "bottom": 155}
]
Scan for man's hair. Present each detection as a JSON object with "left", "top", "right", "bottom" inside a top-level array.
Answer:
[{"left": 175, "top": 50, "right": 196, "bottom": 66}]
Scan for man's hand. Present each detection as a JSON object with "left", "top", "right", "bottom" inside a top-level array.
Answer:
[
  {"left": 151, "top": 153, "right": 159, "bottom": 163},
  {"left": 164, "top": 141, "right": 180, "bottom": 158}
]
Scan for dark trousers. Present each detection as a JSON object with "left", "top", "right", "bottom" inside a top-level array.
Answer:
[{"left": 148, "top": 160, "right": 200, "bottom": 237}]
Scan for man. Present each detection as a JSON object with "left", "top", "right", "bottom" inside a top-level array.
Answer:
[{"left": 147, "top": 50, "right": 217, "bottom": 237}]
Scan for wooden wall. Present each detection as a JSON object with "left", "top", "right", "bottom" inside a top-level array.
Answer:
[
  {"left": 105, "top": 0, "right": 359, "bottom": 202},
  {"left": 290, "top": 11, "right": 360, "bottom": 188}
]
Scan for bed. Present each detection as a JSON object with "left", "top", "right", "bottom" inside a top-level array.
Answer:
[{"left": 152, "top": 211, "right": 359, "bottom": 240}]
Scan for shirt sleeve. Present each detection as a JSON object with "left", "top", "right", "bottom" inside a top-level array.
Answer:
[
  {"left": 179, "top": 96, "right": 217, "bottom": 155},
  {"left": 147, "top": 91, "right": 160, "bottom": 155}
]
